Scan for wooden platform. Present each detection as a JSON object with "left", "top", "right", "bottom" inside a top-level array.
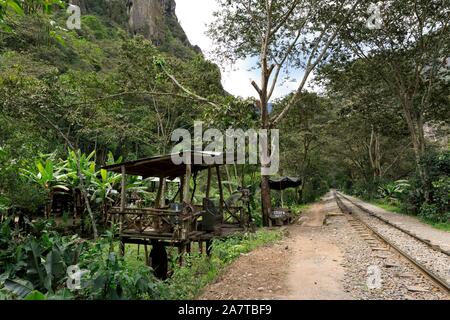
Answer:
[{"left": 119, "top": 223, "right": 246, "bottom": 246}]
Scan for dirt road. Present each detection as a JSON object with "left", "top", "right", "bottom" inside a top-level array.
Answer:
[
  {"left": 199, "top": 193, "right": 447, "bottom": 300},
  {"left": 200, "top": 194, "right": 351, "bottom": 300}
]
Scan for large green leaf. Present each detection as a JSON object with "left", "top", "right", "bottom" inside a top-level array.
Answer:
[
  {"left": 101, "top": 169, "right": 107, "bottom": 182},
  {"left": 44, "top": 249, "right": 65, "bottom": 291},
  {"left": 36, "top": 161, "right": 46, "bottom": 177},
  {"left": 86, "top": 150, "right": 96, "bottom": 161},
  {"left": 4, "top": 279, "right": 34, "bottom": 298},
  {"left": 26, "top": 240, "right": 45, "bottom": 287},
  {"left": 24, "top": 290, "right": 46, "bottom": 300},
  {"left": 6, "top": 0, "right": 23, "bottom": 15}
]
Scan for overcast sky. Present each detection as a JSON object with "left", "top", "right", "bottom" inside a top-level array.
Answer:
[{"left": 176, "top": 0, "right": 303, "bottom": 101}]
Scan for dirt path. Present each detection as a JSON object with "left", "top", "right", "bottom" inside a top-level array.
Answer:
[
  {"left": 200, "top": 194, "right": 351, "bottom": 300},
  {"left": 199, "top": 193, "right": 448, "bottom": 300},
  {"left": 279, "top": 224, "right": 351, "bottom": 300}
]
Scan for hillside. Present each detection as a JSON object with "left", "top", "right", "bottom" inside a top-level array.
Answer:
[
  {"left": 0, "top": 0, "right": 226, "bottom": 210},
  {"left": 71, "top": 0, "right": 201, "bottom": 59}
]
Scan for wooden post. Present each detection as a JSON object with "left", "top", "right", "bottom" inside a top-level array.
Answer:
[
  {"left": 199, "top": 241, "right": 203, "bottom": 254},
  {"left": 144, "top": 244, "right": 149, "bottom": 266},
  {"left": 205, "top": 239, "right": 212, "bottom": 257},
  {"left": 121, "top": 165, "right": 126, "bottom": 211},
  {"left": 119, "top": 238, "right": 125, "bottom": 256},
  {"left": 191, "top": 173, "right": 198, "bottom": 203},
  {"left": 216, "top": 166, "right": 224, "bottom": 215},
  {"left": 119, "top": 165, "right": 126, "bottom": 256},
  {"left": 180, "top": 176, "right": 185, "bottom": 203},
  {"left": 186, "top": 242, "right": 191, "bottom": 254},
  {"left": 205, "top": 167, "right": 212, "bottom": 198},
  {"left": 183, "top": 164, "right": 191, "bottom": 203},
  {"left": 156, "top": 177, "right": 166, "bottom": 208},
  {"left": 178, "top": 244, "right": 185, "bottom": 266}
]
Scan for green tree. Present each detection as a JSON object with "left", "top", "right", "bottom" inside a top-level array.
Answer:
[
  {"left": 205, "top": 0, "right": 362, "bottom": 225},
  {"left": 335, "top": 0, "right": 449, "bottom": 200}
]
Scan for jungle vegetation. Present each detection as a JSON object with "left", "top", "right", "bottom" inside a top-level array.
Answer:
[{"left": 0, "top": 0, "right": 448, "bottom": 299}]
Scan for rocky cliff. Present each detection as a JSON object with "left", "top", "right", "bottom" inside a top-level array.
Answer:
[{"left": 71, "top": 0, "right": 199, "bottom": 57}]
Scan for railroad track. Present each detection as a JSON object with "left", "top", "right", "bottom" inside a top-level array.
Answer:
[
  {"left": 334, "top": 191, "right": 450, "bottom": 296},
  {"left": 336, "top": 191, "right": 450, "bottom": 257}
]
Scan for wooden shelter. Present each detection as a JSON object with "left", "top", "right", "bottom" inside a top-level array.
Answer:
[
  {"left": 103, "top": 151, "right": 251, "bottom": 278},
  {"left": 268, "top": 176, "right": 302, "bottom": 227}
]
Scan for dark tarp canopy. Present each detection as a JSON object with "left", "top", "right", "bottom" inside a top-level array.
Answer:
[
  {"left": 269, "top": 177, "right": 302, "bottom": 190},
  {"left": 102, "top": 151, "right": 233, "bottom": 180}
]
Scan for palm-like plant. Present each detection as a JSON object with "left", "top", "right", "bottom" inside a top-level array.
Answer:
[
  {"left": 21, "top": 155, "right": 68, "bottom": 217},
  {"left": 0, "top": 0, "right": 23, "bottom": 31},
  {"left": 378, "top": 180, "right": 411, "bottom": 204},
  {"left": 64, "top": 150, "right": 97, "bottom": 189},
  {"left": 90, "top": 152, "right": 123, "bottom": 221}
]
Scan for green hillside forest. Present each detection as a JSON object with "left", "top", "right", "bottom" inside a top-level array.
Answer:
[{"left": 0, "top": 0, "right": 448, "bottom": 301}]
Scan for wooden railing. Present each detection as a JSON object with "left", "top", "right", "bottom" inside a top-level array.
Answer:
[
  {"left": 108, "top": 206, "right": 204, "bottom": 239},
  {"left": 108, "top": 202, "right": 248, "bottom": 240}
]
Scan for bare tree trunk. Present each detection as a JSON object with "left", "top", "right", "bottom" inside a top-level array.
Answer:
[
  {"left": 260, "top": 175, "right": 272, "bottom": 227},
  {"left": 369, "top": 127, "right": 382, "bottom": 179},
  {"left": 224, "top": 165, "right": 234, "bottom": 195},
  {"left": 402, "top": 99, "right": 429, "bottom": 201},
  {"left": 76, "top": 156, "right": 98, "bottom": 239},
  {"left": 258, "top": 13, "right": 273, "bottom": 227}
]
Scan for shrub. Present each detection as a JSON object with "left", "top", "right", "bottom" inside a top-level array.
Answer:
[
  {"left": 377, "top": 180, "right": 411, "bottom": 204},
  {"left": 0, "top": 219, "right": 163, "bottom": 300},
  {"left": 419, "top": 203, "right": 450, "bottom": 223}
]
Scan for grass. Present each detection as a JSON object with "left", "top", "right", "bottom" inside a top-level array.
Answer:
[
  {"left": 369, "top": 200, "right": 404, "bottom": 214},
  {"left": 369, "top": 199, "right": 450, "bottom": 233},
  {"left": 119, "top": 228, "right": 285, "bottom": 300},
  {"left": 422, "top": 220, "right": 450, "bottom": 232},
  {"left": 290, "top": 203, "right": 312, "bottom": 216}
]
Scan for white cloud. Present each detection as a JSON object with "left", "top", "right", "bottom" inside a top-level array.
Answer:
[
  {"left": 176, "top": 0, "right": 263, "bottom": 99},
  {"left": 176, "top": 0, "right": 217, "bottom": 52},
  {"left": 176, "top": 0, "right": 313, "bottom": 101}
]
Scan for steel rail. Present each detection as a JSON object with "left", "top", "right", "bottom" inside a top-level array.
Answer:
[
  {"left": 334, "top": 192, "right": 450, "bottom": 296},
  {"left": 336, "top": 191, "right": 450, "bottom": 257}
]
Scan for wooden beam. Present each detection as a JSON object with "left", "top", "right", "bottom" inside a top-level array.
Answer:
[
  {"left": 216, "top": 165, "right": 224, "bottom": 214},
  {"left": 183, "top": 164, "right": 192, "bottom": 203},
  {"left": 121, "top": 165, "right": 126, "bottom": 211},
  {"left": 199, "top": 241, "right": 203, "bottom": 254},
  {"left": 191, "top": 173, "right": 198, "bottom": 203},
  {"left": 119, "top": 166, "right": 126, "bottom": 257},
  {"left": 205, "top": 167, "right": 212, "bottom": 198},
  {"left": 180, "top": 176, "right": 185, "bottom": 203}
]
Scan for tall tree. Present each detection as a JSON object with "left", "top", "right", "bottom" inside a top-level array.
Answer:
[
  {"left": 335, "top": 0, "right": 449, "bottom": 200},
  {"left": 207, "top": 0, "right": 361, "bottom": 225}
]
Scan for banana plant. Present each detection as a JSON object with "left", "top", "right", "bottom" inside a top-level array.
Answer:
[
  {"left": 378, "top": 180, "right": 411, "bottom": 204},
  {"left": 0, "top": 0, "right": 23, "bottom": 32},
  {"left": 64, "top": 150, "right": 97, "bottom": 190},
  {"left": 21, "top": 155, "right": 68, "bottom": 217},
  {"left": 90, "top": 152, "right": 123, "bottom": 222}
]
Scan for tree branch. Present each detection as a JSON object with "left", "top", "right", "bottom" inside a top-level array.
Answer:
[
  {"left": 270, "top": 0, "right": 361, "bottom": 127},
  {"left": 160, "top": 64, "right": 220, "bottom": 108}
]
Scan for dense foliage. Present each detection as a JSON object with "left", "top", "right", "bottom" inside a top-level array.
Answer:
[{"left": 0, "top": 0, "right": 448, "bottom": 301}]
